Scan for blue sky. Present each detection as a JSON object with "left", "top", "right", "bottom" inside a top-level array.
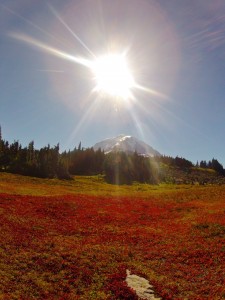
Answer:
[{"left": 1, "top": 0, "right": 225, "bottom": 165}]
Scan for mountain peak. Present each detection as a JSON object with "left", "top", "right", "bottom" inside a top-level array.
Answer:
[{"left": 93, "top": 135, "right": 160, "bottom": 157}]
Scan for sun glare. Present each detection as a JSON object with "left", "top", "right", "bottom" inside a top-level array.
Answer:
[{"left": 91, "top": 54, "right": 135, "bottom": 100}]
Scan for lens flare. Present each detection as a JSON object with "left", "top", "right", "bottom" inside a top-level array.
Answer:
[
  {"left": 7, "top": 0, "right": 179, "bottom": 147},
  {"left": 91, "top": 54, "right": 135, "bottom": 99}
]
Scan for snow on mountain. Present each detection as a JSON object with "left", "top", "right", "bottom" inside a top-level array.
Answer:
[{"left": 93, "top": 134, "right": 161, "bottom": 157}]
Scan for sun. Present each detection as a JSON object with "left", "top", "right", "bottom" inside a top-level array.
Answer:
[{"left": 91, "top": 54, "right": 135, "bottom": 100}]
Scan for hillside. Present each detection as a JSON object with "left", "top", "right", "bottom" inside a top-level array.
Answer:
[{"left": 159, "top": 165, "right": 225, "bottom": 185}]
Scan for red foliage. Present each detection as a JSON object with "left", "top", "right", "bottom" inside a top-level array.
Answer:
[
  {"left": 106, "top": 266, "right": 138, "bottom": 300},
  {"left": 0, "top": 191, "right": 225, "bottom": 299}
]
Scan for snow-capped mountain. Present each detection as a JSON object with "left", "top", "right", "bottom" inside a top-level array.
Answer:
[{"left": 93, "top": 135, "right": 161, "bottom": 157}]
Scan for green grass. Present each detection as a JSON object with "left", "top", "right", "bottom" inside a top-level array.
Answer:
[
  {"left": 0, "top": 171, "right": 222, "bottom": 199},
  {"left": 191, "top": 167, "right": 217, "bottom": 173}
]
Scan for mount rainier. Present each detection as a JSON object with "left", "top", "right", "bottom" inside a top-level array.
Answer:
[{"left": 93, "top": 135, "right": 160, "bottom": 157}]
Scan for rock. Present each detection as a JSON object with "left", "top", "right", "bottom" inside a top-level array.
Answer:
[{"left": 125, "top": 270, "right": 161, "bottom": 300}]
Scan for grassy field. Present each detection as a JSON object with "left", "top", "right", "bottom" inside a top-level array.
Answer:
[{"left": 0, "top": 173, "right": 225, "bottom": 299}]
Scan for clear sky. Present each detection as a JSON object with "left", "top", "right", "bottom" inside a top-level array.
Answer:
[{"left": 1, "top": 0, "right": 225, "bottom": 165}]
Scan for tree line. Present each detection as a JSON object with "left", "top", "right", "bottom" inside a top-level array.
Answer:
[
  {"left": 0, "top": 139, "right": 69, "bottom": 179},
  {"left": 0, "top": 127, "right": 224, "bottom": 184},
  {"left": 0, "top": 137, "right": 159, "bottom": 183},
  {"left": 196, "top": 159, "right": 224, "bottom": 174}
]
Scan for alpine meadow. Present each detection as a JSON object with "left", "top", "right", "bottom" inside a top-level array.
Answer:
[
  {"left": 0, "top": 172, "right": 225, "bottom": 299},
  {"left": 1, "top": 0, "right": 225, "bottom": 299}
]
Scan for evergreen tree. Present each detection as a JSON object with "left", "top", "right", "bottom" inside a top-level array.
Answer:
[{"left": 211, "top": 158, "right": 224, "bottom": 174}]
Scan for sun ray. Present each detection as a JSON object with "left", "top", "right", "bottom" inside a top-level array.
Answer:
[
  {"left": 9, "top": 32, "right": 92, "bottom": 68},
  {"left": 134, "top": 83, "right": 169, "bottom": 100},
  {"left": 7, "top": 2, "right": 172, "bottom": 136},
  {"left": 126, "top": 105, "right": 145, "bottom": 139},
  {"left": 48, "top": 4, "right": 96, "bottom": 58},
  {"left": 8, "top": 31, "right": 137, "bottom": 101},
  {"left": 64, "top": 96, "right": 103, "bottom": 149},
  {"left": 2, "top": 4, "right": 61, "bottom": 44}
]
